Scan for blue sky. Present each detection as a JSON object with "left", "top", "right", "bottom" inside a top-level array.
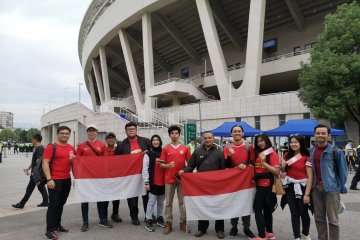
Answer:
[{"left": 0, "top": 1, "right": 92, "bottom": 129}]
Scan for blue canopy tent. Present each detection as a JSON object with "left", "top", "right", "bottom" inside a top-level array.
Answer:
[
  {"left": 203, "top": 121, "right": 262, "bottom": 137},
  {"left": 265, "top": 119, "right": 345, "bottom": 136}
]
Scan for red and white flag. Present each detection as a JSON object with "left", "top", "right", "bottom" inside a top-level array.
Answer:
[
  {"left": 182, "top": 167, "right": 256, "bottom": 221},
  {"left": 72, "top": 153, "right": 145, "bottom": 203}
]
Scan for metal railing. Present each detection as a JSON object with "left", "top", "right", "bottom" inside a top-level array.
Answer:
[
  {"left": 111, "top": 95, "right": 135, "bottom": 105},
  {"left": 152, "top": 77, "right": 218, "bottom": 101},
  {"left": 78, "top": 0, "right": 115, "bottom": 60},
  {"left": 261, "top": 49, "right": 311, "bottom": 63}
]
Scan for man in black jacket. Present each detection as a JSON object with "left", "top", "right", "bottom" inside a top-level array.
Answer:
[
  {"left": 179, "top": 131, "right": 225, "bottom": 239},
  {"left": 114, "top": 122, "right": 151, "bottom": 225}
]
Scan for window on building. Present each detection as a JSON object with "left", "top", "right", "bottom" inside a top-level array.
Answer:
[
  {"left": 236, "top": 117, "right": 241, "bottom": 122},
  {"left": 180, "top": 67, "right": 189, "bottom": 78},
  {"left": 305, "top": 42, "right": 317, "bottom": 51},
  {"left": 303, "top": 113, "right": 311, "bottom": 119},
  {"left": 279, "top": 114, "right": 286, "bottom": 126},
  {"left": 294, "top": 46, "right": 301, "bottom": 55},
  {"left": 255, "top": 116, "right": 261, "bottom": 129}
]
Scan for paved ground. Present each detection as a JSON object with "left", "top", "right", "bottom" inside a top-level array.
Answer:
[{"left": 0, "top": 152, "right": 359, "bottom": 239}]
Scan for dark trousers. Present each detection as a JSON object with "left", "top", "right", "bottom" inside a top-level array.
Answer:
[
  {"left": 253, "top": 186, "right": 275, "bottom": 238},
  {"left": 46, "top": 179, "right": 71, "bottom": 232},
  {"left": 351, "top": 166, "right": 360, "bottom": 188},
  {"left": 112, "top": 200, "right": 120, "bottom": 215},
  {"left": 286, "top": 184, "right": 310, "bottom": 239},
  {"left": 81, "top": 202, "right": 105, "bottom": 224},
  {"left": 20, "top": 175, "right": 48, "bottom": 206},
  {"left": 97, "top": 201, "right": 109, "bottom": 221},
  {"left": 0, "top": 152, "right": 2, "bottom": 163},
  {"left": 127, "top": 194, "right": 148, "bottom": 219},
  {"left": 230, "top": 215, "right": 251, "bottom": 230},
  {"left": 198, "top": 220, "right": 224, "bottom": 233}
]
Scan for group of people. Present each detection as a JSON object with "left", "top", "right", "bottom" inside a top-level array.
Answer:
[{"left": 12, "top": 122, "right": 349, "bottom": 240}]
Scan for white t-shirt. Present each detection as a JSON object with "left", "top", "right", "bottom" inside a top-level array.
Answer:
[{"left": 345, "top": 143, "right": 353, "bottom": 156}]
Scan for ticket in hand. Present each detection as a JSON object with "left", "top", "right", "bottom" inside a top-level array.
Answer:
[
  {"left": 260, "top": 147, "right": 274, "bottom": 157},
  {"left": 286, "top": 154, "right": 302, "bottom": 166}
]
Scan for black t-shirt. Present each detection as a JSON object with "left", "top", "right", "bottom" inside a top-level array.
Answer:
[{"left": 31, "top": 145, "right": 45, "bottom": 172}]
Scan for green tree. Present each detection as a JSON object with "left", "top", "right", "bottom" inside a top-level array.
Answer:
[
  {"left": 26, "top": 128, "right": 41, "bottom": 142},
  {"left": 298, "top": 1, "right": 360, "bottom": 134},
  {"left": 0, "top": 128, "right": 17, "bottom": 141}
]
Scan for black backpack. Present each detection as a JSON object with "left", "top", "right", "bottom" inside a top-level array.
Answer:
[{"left": 33, "top": 144, "right": 56, "bottom": 185}]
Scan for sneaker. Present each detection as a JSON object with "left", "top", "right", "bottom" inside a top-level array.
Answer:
[
  {"left": 243, "top": 228, "right": 256, "bottom": 239},
  {"left": 301, "top": 233, "right": 311, "bottom": 240},
  {"left": 295, "top": 238, "right": 301, "bottom": 240},
  {"left": 157, "top": 216, "right": 165, "bottom": 228},
  {"left": 229, "top": 227, "right": 238, "bottom": 238},
  {"left": 111, "top": 214, "right": 122, "bottom": 223},
  {"left": 266, "top": 232, "right": 276, "bottom": 240},
  {"left": 37, "top": 202, "right": 49, "bottom": 207},
  {"left": 44, "top": 231, "right": 58, "bottom": 240},
  {"left": 350, "top": 186, "right": 359, "bottom": 190},
  {"left": 80, "top": 223, "right": 89, "bottom": 232},
  {"left": 56, "top": 226, "right": 69, "bottom": 232},
  {"left": 251, "top": 237, "right": 266, "bottom": 240},
  {"left": 98, "top": 221, "right": 113, "bottom": 228},
  {"left": 145, "top": 219, "right": 155, "bottom": 232},
  {"left": 11, "top": 203, "right": 24, "bottom": 209},
  {"left": 131, "top": 217, "right": 140, "bottom": 225}
]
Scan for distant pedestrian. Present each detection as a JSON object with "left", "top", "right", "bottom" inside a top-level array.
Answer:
[{"left": 12, "top": 134, "right": 48, "bottom": 209}]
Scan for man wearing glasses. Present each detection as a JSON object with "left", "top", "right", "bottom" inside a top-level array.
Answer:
[
  {"left": 114, "top": 122, "right": 151, "bottom": 225},
  {"left": 42, "top": 126, "right": 76, "bottom": 240}
]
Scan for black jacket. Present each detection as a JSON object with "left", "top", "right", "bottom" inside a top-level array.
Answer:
[
  {"left": 114, "top": 136, "right": 151, "bottom": 155},
  {"left": 183, "top": 145, "right": 225, "bottom": 173}
]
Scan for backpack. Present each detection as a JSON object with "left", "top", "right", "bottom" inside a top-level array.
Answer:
[{"left": 33, "top": 144, "right": 56, "bottom": 185}]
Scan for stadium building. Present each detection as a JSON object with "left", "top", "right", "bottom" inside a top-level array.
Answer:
[{"left": 41, "top": 0, "right": 353, "bottom": 146}]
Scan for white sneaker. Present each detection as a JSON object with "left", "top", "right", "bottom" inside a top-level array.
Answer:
[
  {"left": 302, "top": 234, "right": 311, "bottom": 240},
  {"left": 295, "top": 238, "right": 301, "bottom": 240}
]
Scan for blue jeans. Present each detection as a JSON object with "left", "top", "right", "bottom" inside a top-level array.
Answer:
[{"left": 145, "top": 193, "right": 165, "bottom": 220}]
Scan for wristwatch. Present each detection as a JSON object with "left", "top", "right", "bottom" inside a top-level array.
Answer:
[{"left": 47, "top": 179, "right": 53, "bottom": 182}]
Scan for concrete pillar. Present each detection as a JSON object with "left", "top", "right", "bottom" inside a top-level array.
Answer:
[
  {"left": 242, "top": 0, "right": 266, "bottom": 96},
  {"left": 87, "top": 72, "right": 97, "bottom": 110},
  {"left": 142, "top": 12, "right": 156, "bottom": 121},
  {"left": 52, "top": 125, "right": 57, "bottom": 143},
  {"left": 92, "top": 59, "right": 105, "bottom": 103},
  {"left": 195, "top": 0, "right": 233, "bottom": 100},
  {"left": 99, "top": 47, "right": 111, "bottom": 101},
  {"left": 172, "top": 97, "right": 181, "bottom": 106},
  {"left": 118, "top": 29, "right": 145, "bottom": 116}
]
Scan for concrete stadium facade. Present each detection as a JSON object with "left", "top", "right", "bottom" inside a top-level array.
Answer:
[{"left": 41, "top": 0, "right": 355, "bottom": 146}]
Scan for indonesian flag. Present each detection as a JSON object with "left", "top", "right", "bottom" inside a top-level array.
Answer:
[
  {"left": 72, "top": 153, "right": 145, "bottom": 203},
  {"left": 182, "top": 167, "right": 256, "bottom": 220}
]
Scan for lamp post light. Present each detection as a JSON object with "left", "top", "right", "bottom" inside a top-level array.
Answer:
[
  {"left": 49, "top": 97, "right": 54, "bottom": 111},
  {"left": 64, "top": 87, "right": 70, "bottom": 105},
  {"left": 79, "top": 82, "right": 83, "bottom": 103}
]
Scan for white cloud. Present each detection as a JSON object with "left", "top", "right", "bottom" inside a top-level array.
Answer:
[{"left": 0, "top": 1, "right": 92, "bottom": 128}]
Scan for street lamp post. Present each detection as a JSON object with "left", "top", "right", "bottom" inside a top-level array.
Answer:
[
  {"left": 49, "top": 97, "right": 54, "bottom": 111},
  {"left": 43, "top": 104, "right": 48, "bottom": 115},
  {"left": 65, "top": 87, "right": 70, "bottom": 105},
  {"left": 79, "top": 83, "right": 83, "bottom": 103},
  {"left": 198, "top": 100, "right": 202, "bottom": 137}
]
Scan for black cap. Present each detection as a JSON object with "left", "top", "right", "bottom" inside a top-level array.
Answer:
[{"left": 105, "top": 132, "right": 116, "bottom": 139}]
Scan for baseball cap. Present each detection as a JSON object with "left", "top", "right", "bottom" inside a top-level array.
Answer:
[
  {"left": 105, "top": 132, "right": 116, "bottom": 139},
  {"left": 87, "top": 124, "right": 98, "bottom": 131}
]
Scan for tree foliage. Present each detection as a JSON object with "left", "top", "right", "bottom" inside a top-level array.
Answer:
[
  {"left": 0, "top": 128, "right": 18, "bottom": 141},
  {"left": 0, "top": 128, "right": 40, "bottom": 142},
  {"left": 298, "top": 1, "right": 360, "bottom": 125}
]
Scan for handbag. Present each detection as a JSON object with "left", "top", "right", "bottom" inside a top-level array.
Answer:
[{"left": 272, "top": 175, "right": 286, "bottom": 195}]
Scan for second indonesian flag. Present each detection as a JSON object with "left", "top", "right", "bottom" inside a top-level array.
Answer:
[
  {"left": 182, "top": 167, "right": 256, "bottom": 221},
  {"left": 72, "top": 152, "right": 145, "bottom": 203}
]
